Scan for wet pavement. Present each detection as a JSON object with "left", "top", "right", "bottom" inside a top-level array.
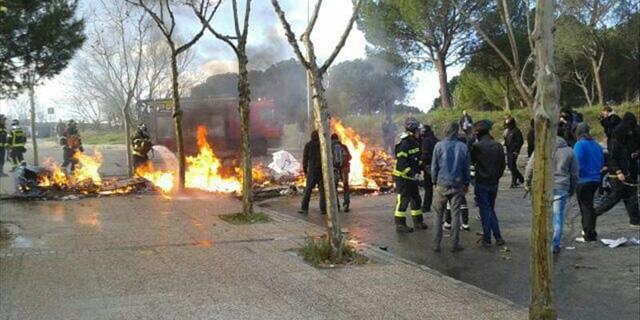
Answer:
[{"left": 259, "top": 182, "right": 640, "bottom": 320}]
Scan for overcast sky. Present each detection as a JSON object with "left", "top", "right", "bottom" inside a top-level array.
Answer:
[{"left": 1, "top": 0, "right": 461, "bottom": 118}]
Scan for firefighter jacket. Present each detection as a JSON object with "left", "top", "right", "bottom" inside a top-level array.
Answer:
[
  {"left": 62, "top": 127, "right": 83, "bottom": 150},
  {"left": 393, "top": 133, "right": 421, "bottom": 180},
  {"left": 132, "top": 132, "right": 153, "bottom": 157},
  {"left": 0, "top": 128, "right": 7, "bottom": 148},
  {"left": 8, "top": 127, "right": 27, "bottom": 148}
]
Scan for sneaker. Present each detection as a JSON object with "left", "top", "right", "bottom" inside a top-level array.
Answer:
[
  {"left": 575, "top": 237, "right": 588, "bottom": 243},
  {"left": 552, "top": 246, "right": 561, "bottom": 254},
  {"left": 297, "top": 209, "right": 308, "bottom": 215},
  {"left": 461, "top": 224, "right": 470, "bottom": 231},
  {"left": 474, "top": 214, "right": 481, "bottom": 221},
  {"left": 630, "top": 223, "right": 640, "bottom": 229},
  {"left": 343, "top": 204, "right": 350, "bottom": 213},
  {"left": 433, "top": 246, "right": 441, "bottom": 253},
  {"left": 443, "top": 222, "right": 452, "bottom": 231},
  {"left": 495, "top": 239, "right": 506, "bottom": 246},
  {"left": 450, "top": 246, "right": 465, "bottom": 253},
  {"left": 476, "top": 238, "right": 491, "bottom": 248}
]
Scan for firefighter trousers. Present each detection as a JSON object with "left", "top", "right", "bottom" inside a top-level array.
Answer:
[
  {"left": 9, "top": 147, "right": 25, "bottom": 168},
  {"left": 62, "top": 147, "right": 79, "bottom": 172},
  {"left": 394, "top": 177, "right": 422, "bottom": 222},
  {"left": 133, "top": 154, "right": 149, "bottom": 170}
]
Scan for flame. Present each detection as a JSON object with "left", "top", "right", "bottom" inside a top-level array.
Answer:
[
  {"left": 71, "top": 151, "right": 102, "bottom": 185},
  {"left": 184, "top": 126, "right": 242, "bottom": 193},
  {"left": 330, "top": 118, "right": 379, "bottom": 188},
  {"left": 135, "top": 162, "right": 175, "bottom": 193}
]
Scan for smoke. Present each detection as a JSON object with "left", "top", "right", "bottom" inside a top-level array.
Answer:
[
  {"left": 202, "top": 60, "right": 239, "bottom": 75},
  {"left": 246, "top": 26, "right": 289, "bottom": 70}
]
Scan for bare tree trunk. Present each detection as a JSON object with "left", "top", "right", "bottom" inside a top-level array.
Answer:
[
  {"left": 591, "top": 56, "right": 604, "bottom": 105},
  {"left": 238, "top": 53, "right": 253, "bottom": 216},
  {"left": 170, "top": 53, "right": 186, "bottom": 191},
  {"left": 529, "top": 0, "right": 559, "bottom": 319},
  {"left": 28, "top": 83, "right": 39, "bottom": 166},
  {"left": 436, "top": 56, "right": 451, "bottom": 108},
  {"left": 310, "top": 71, "right": 343, "bottom": 259},
  {"left": 122, "top": 104, "right": 133, "bottom": 177}
]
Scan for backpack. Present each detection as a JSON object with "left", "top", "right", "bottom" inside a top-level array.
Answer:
[{"left": 332, "top": 141, "right": 344, "bottom": 169}]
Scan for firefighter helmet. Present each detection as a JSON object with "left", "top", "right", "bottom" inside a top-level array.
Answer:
[{"left": 404, "top": 117, "right": 421, "bottom": 133}]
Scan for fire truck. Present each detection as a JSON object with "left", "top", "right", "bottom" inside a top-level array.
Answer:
[{"left": 139, "top": 97, "right": 284, "bottom": 157}]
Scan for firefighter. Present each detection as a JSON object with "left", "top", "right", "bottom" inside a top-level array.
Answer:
[
  {"left": 331, "top": 133, "right": 352, "bottom": 212},
  {"left": 392, "top": 117, "right": 427, "bottom": 232},
  {"left": 61, "top": 119, "right": 83, "bottom": 173},
  {"left": 0, "top": 115, "right": 8, "bottom": 176},
  {"left": 7, "top": 119, "right": 27, "bottom": 171},
  {"left": 132, "top": 124, "right": 153, "bottom": 170}
]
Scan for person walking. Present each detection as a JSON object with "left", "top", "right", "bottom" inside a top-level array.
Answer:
[
  {"left": 432, "top": 122, "right": 470, "bottom": 252},
  {"left": 504, "top": 117, "right": 524, "bottom": 188},
  {"left": 7, "top": 119, "right": 27, "bottom": 171},
  {"left": 595, "top": 112, "right": 640, "bottom": 228},
  {"left": 298, "top": 130, "right": 326, "bottom": 215},
  {"left": 331, "top": 133, "right": 352, "bottom": 212},
  {"left": 60, "top": 119, "right": 83, "bottom": 173},
  {"left": 420, "top": 124, "right": 438, "bottom": 213},
  {"left": 525, "top": 129, "right": 578, "bottom": 254},
  {"left": 0, "top": 115, "right": 7, "bottom": 176},
  {"left": 573, "top": 123, "right": 605, "bottom": 242},
  {"left": 458, "top": 110, "right": 474, "bottom": 137},
  {"left": 471, "top": 120, "right": 506, "bottom": 247},
  {"left": 392, "top": 117, "right": 427, "bottom": 233}
]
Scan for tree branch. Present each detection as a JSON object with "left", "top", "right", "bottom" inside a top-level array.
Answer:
[
  {"left": 319, "top": 0, "right": 362, "bottom": 74},
  {"left": 270, "top": 0, "right": 310, "bottom": 69}
]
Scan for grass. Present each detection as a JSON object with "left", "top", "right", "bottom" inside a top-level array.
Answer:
[
  {"left": 80, "top": 129, "right": 125, "bottom": 145},
  {"left": 0, "top": 221, "right": 13, "bottom": 248},
  {"left": 219, "top": 212, "right": 272, "bottom": 225},
  {"left": 340, "top": 103, "right": 638, "bottom": 144},
  {"left": 299, "top": 235, "right": 368, "bottom": 268}
]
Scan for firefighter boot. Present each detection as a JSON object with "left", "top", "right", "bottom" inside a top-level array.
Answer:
[
  {"left": 412, "top": 214, "right": 428, "bottom": 230},
  {"left": 395, "top": 217, "right": 414, "bottom": 233}
]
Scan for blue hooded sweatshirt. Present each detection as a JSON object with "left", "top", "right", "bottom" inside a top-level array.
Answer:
[{"left": 573, "top": 123, "right": 604, "bottom": 184}]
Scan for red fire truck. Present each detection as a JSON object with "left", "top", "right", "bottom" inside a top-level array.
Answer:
[{"left": 140, "top": 97, "right": 284, "bottom": 157}]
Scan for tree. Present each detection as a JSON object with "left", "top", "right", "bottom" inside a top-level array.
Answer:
[
  {"left": 457, "top": 0, "right": 536, "bottom": 109},
  {"left": 529, "top": 0, "right": 560, "bottom": 318},
  {"left": 271, "top": 0, "right": 361, "bottom": 260},
  {"left": 191, "top": 0, "right": 255, "bottom": 217},
  {"left": 1, "top": 0, "right": 85, "bottom": 165},
  {"left": 359, "top": 0, "right": 487, "bottom": 109},
  {"left": 128, "top": 0, "right": 215, "bottom": 191}
]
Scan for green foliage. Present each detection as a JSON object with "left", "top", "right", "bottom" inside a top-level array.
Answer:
[
  {"left": 80, "top": 130, "right": 125, "bottom": 145},
  {"left": 452, "top": 70, "right": 509, "bottom": 111},
  {"left": 0, "top": 0, "right": 85, "bottom": 98},
  {"left": 219, "top": 212, "right": 272, "bottom": 225},
  {"left": 299, "top": 235, "right": 367, "bottom": 267}
]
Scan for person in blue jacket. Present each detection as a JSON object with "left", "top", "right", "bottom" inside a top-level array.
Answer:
[{"left": 573, "top": 123, "right": 604, "bottom": 242}]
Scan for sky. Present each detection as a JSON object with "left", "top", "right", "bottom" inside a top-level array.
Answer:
[{"left": 1, "top": 0, "right": 461, "bottom": 118}]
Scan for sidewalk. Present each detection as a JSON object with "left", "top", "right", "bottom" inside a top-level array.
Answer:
[{"left": 0, "top": 194, "right": 528, "bottom": 320}]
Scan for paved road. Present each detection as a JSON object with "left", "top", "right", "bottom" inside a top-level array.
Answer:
[{"left": 259, "top": 182, "right": 640, "bottom": 320}]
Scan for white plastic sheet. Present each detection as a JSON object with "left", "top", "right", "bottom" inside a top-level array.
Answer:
[{"left": 268, "top": 150, "right": 302, "bottom": 176}]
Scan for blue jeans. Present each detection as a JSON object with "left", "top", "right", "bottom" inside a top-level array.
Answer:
[
  {"left": 552, "top": 189, "right": 570, "bottom": 250},
  {"left": 475, "top": 183, "right": 502, "bottom": 242}
]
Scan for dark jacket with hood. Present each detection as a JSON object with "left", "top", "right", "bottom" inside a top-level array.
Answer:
[
  {"left": 302, "top": 131, "right": 321, "bottom": 174},
  {"left": 471, "top": 133, "right": 506, "bottom": 185},
  {"left": 431, "top": 123, "right": 470, "bottom": 187},
  {"left": 504, "top": 119, "right": 524, "bottom": 154},
  {"left": 608, "top": 112, "right": 640, "bottom": 181},
  {"left": 601, "top": 112, "right": 622, "bottom": 141},
  {"left": 420, "top": 126, "right": 438, "bottom": 168}
]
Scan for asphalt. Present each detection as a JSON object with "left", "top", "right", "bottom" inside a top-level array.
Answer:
[{"left": 259, "top": 181, "right": 640, "bottom": 320}]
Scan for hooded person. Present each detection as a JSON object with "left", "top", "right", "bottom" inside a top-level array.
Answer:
[
  {"left": 331, "top": 133, "right": 352, "bottom": 212},
  {"left": 573, "top": 123, "right": 605, "bottom": 242},
  {"left": 471, "top": 120, "right": 507, "bottom": 247},
  {"left": 525, "top": 127, "right": 578, "bottom": 254},
  {"left": 420, "top": 124, "right": 438, "bottom": 213},
  {"left": 298, "top": 130, "right": 326, "bottom": 215},
  {"left": 595, "top": 112, "right": 640, "bottom": 228},
  {"left": 431, "top": 122, "right": 471, "bottom": 252},
  {"left": 504, "top": 117, "right": 524, "bottom": 187},
  {"left": 0, "top": 115, "right": 7, "bottom": 176},
  {"left": 392, "top": 117, "right": 427, "bottom": 233}
]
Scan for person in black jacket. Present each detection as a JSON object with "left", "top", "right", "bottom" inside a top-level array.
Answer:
[
  {"left": 0, "top": 115, "right": 7, "bottom": 176},
  {"left": 527, "top": 119, "right": 535, "bottom": 158},
  {"left": 600, "top": 106, "right": 621, "bottom": 150},
  {"left": 595, "top": 112, "right": 640, "bottom": 227},
  {"left": 331, "top": 133, "right": 352, "bottom": 212},
  {"left": 420, "top": 124, "right": 438, "bottom": 213},
  {"left": 298, "top": 130, "right": 326, "bottom": 215},
  {"left": 392, "top": 117, "right": 427, "bottom": 232},
  {"left": 504, "top": 117, "right": 524, "bottom": 187},
  {"left": 471, "top": 120, "right": 506, "bottom": 246}
]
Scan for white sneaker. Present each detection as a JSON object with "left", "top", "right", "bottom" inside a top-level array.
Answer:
[
  {"left": 575, "top": 237, "right": 587, "bottom": 243},
  {"left": 443, "top": 222, "right": 452, "bottom": 230},
  {"left": 461, "top": 224, "right": 470, "bottom": 231}
]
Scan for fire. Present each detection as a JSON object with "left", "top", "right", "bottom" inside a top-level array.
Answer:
[
  {"left": 184, "top": 126, "right": 242, "bottom": 193},
  {"left": 38, "top": 150, "right": 103, "bottom": 187},
  {"left": 330, "top": 118, "right": 379, "bottom": 188},
  {"left": 135, "top": 162, "right": 175, "bottom": 193}
]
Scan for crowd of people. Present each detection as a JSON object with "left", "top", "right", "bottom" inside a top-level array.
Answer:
[{"left": 297, "top": 106, "right": 640, "bottom": 254}]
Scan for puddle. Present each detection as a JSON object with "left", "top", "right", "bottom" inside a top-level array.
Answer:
[{"left": 3, "top": 223, "right": 45, "bottom": 249}]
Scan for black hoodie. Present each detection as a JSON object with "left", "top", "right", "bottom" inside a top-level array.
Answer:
[{"left": 608, "top": 112, "right": 640, "bottom": 180}]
